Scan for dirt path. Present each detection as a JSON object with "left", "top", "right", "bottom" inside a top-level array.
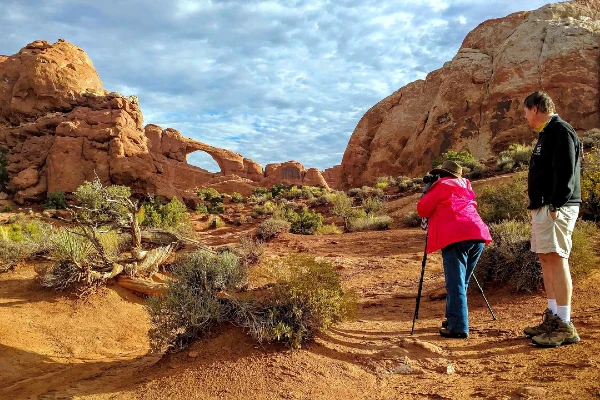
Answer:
[{"left": 1, "top": 225, "right": 599, "bottom": 399}]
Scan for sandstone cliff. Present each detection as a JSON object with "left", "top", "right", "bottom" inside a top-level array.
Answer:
[
  {"left": 0, "top": 40, "right": 328, "bottom": 203},
  {"left": 340, "top": 0, "right": 600, "bottom": 188}
]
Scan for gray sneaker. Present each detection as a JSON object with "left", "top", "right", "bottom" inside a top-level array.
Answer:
[
  {"left": 532, "top": 319, "right": 580, "bottom": 347},
  {"left": 523, "top": 308, "right": 558, "bottom": 337}
]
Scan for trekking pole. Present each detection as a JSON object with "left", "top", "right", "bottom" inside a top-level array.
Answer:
[
  {"left": 411, "top": 231, "right": 428, "bottom": 335},
  {"left": 471, "top": 273, "right": 497, "bottom": 320}
]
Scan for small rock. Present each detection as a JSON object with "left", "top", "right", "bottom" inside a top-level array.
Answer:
[
  {"left": 446, "top": 365, "right": 455, "bottom": 374},
  {"left": 42, "top": 209, "right": 56, "bottom": 218},
  {"left": 390, "top": 364, "right": 413, "bottom": 374},
  {"left": 188, "top": 351, "right": 199, "bottom": 358},
  {"left": 517, "top": 386, "right": 547, "bottom": 398},
  {"left": 0, "top": 192, "right": 8, "bottom": 200}
]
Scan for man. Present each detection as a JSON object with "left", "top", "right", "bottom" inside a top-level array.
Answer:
[{"left": 523, "top": 91, "right": 582, "bottom": 347}]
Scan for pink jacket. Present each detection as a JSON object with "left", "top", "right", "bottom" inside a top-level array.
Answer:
[{"left": 417, "top": 177, "right": 492, "bottom": 254}]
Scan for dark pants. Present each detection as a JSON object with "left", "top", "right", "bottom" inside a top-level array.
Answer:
[{"left": 441, "top": 240, "right": 485, "bottom": 334}]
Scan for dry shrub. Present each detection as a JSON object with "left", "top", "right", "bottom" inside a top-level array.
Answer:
[
  {"left": 477, "top": 220, "right": 540, "bottom": 292},
  {"left": 208, "top": 215, "right": 226, "bottom": 229},
  {"left": 147, "top": 250, "right": 245, "bottom": 352},
  {"left": 235, "top": 236, "right": 265, "bottom": 267},
  {"left": 256, "top": 218, "right": 291, "bottom": 241},
  {"left": 477, "top": 172, "right": 529, "bottom": 224},
  {"left": 347, "top": 215, "right": 392, "bottom": 232},
  {"left": 496, "top": 143, "right": 533, "bottom": 172},
  {"left": 316, "top": 224, "right": 343, "bottom": 235},
  {"left": 0, "top": 219, "right": 52, "bottom": 272},
  {"left": 400, "top": 212, "right": 423, "bottom": 228},
  {"left": 477, "top": 220, "right": 599, "bottom": 292},
  {"left": 570, "top": 220, "right": 599, "bottom": 277},
  {"left": 250, "top": 255, "right": 356, "bottom": 349},
  {"left": 362, "top": 196, "right": 386, "bottom": 215}
]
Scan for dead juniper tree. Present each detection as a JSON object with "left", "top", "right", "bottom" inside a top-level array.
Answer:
[{"left": 40, "top": 178, "right": 180, "bottom": 295}]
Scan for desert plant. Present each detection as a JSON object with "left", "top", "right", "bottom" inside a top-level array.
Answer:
[
  {"left": 316, "top": 224, "right": 343, "bottom": 235},
  {"left": 362, "top": 196, "right": 385, "bottom": 215},
  {"left": 147, "top": 250, "right": 245, "bottom": 352},
  {"left": 231, "top": 192, "right": 244, "bottom": 203},
  {"left": 496, "top": 143, "right": 533, "bottom": 172},
  {"left": 400, "top": 212, "right": 423, "bottom": 228},
  {"left": 142, "top": 197, "right": 191, "bottom": 232},
  {"left": 582, "top": 128, "right": 600, "bottom": 149},
  {"left": 477, "top": 220, "right": 540, "bottom": 292},
  {"left": 208, "top": 215, "right": 226, "bottom": 229},
  {"left": 43, "top": 191, "right": 67, "bottom": 209},
  {"left": 432, "top": 150, "right": 478, "bottom": 170},
  {"left": 196, "top": 204, "right": 209, "bottom": 215},
  {"left": 235, "top": 236, "right": 265, "bottom": 267},
  {"left": 329, "top": 191, "right": 353, "bottom": 218},
  {"left": 570, "top": 220, "right": 600, "bottom": 277},
  {"left": 581, "top": 149, "right": 600, "bottom": 221},
  {"left": 252, "top": 200, "right": 277, "bottom": 215},
  {"left": 477, "top": 173, "right": 529, "bottom": 224},
  {"left": 347, "top": 215, "right": 392, "bottom": 232},
  {"left": 256, "top": 255, "right": 356, "bottom": 349},
  {"left": 286, "top": 207, "right": 323, "bottom": 235},
  {"left": 0, "top": 219, "right": 52, "bottom": 272},
  {"left": 256, "top": 218, "right": 291, "bottom": 241}
]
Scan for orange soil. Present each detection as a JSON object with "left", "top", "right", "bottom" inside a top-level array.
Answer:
[{"left": 1, "top": 194, "right": 600, "bottom": 399}]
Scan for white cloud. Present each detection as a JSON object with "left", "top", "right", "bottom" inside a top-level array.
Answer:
[{"left": 0, "top": 0, "right": 551, "bottom": 171}]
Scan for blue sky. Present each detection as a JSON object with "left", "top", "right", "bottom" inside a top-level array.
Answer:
[{"left": 1, "top": 0, "right": 550, "bottom": 172}]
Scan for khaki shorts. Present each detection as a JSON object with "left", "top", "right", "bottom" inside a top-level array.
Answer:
[{"left": 530, "top": 205, "right": 579, "bottom": 258}]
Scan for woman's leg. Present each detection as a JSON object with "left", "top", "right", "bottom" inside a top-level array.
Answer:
[{"left": 442, "top": 242, "right": 470, "bottom": 334}]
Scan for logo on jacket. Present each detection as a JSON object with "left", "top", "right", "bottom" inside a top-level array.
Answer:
[{"left": 533, "top": 144, "right": 542, "bottom": 156}]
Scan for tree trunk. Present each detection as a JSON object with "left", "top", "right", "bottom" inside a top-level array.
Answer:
[{"left": 115, "top": 276, "right": 166, "bottom": 297}]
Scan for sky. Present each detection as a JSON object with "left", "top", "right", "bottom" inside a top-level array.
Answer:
[{"left": 1, "top": 0, "right": 551, "bottom": 172}]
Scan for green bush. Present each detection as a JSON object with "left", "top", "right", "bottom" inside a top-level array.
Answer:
[
  {"left": 257, "top": 255, "right": 355, "bottom": 349},
  {"left": 1, "top": 205, "right": 12, "bottom": 213},
  {"left": 477, "top": 173, "right": 529, "bottom": 224},
  {"left": 147, "top": 250, "right": 245, "bottom": 352},
  {"left": 285, "top": 207, "right": 323, "bottom": 235},
  {"left": 347, "top": 215, "right": 392, "bottom": 232},
  {"left": 231, "top": 192, "right": 244, "bottom": 203},
  {"left": 252, "top": 187, "right": 269, "bottom": 197},
  {"left": 43, "top": 191, "right": 67, "bottom": 209},
  {"left": 329, "top": 191, "right": 353, "bottom": 218},
  {"left": 570, "top": 220, "right": 599, "bottom": 277},
  {"left": 362, "top": 196, "right": 385, "bottom": 215},
  {"left": 316, "top": 224, "right": 343, "bottom": 235},
  {"left": 0, "top": 219, "right": 51, "bottom": 272},
  {"left": 496, "top": 143, "right": 533, "bottom": 172},
  {"left": 142, "top": 197, "right": 191, "bottom": 231},
  {"left": 432, "top": 150, "right": 478, "bottom": 170},
  {"left": 196, "top": 204, "right": 208, "bottom": 215},
  {"left": 256, "top": 218, "right": 291, "bottom": 241},
  {"left": 252, "top": 200, "right": 277, "bottom": 215}
]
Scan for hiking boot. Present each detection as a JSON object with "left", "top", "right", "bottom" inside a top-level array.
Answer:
[
  {"left": 523, "top": 308, "right": 558, "bottom": 337},
  {"left": 532, "top": 320, "right": 580, "bottom": 347},
  {"left": 439, "top": 327, "right": 468, "bottom": 339}
]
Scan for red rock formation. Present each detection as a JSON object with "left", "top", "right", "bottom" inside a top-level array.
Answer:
[
  {"left": 0, "top": 40, "right": 272, "bottom": 203},
  {"left": 261, "top": 161, "right": 329, "bottom": 189},
  {"left": 340, "top": 1, "right": 600, "bottom": 188},
  {"left": 322, "top": 165, "right": 342, "bottom": 190}
]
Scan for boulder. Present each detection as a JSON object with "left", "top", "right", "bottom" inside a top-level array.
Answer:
[{"left": 340, "top": 1, "right": 600, "bottom": 188}]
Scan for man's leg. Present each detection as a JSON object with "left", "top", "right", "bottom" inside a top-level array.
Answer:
[
  {"left": 538, "top": 253, "right": 557, "bottom": 314},
  {"left": 539, "top": 252, "right": 572, "bottom": 320}
]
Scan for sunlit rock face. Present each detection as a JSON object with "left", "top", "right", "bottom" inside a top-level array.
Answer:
[
  {"left": 0, "top": 39, "right": 273, "bottom": 203},
  {"left": 340, "top": 0, "right": 600, "bottom": 188}
]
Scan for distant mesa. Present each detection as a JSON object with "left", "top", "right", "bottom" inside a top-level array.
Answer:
[
  {"left": 339, "top": 0, "right": 600, "bottom": 188},
  {"left": 0, "top": 40, "right": 328, "bottom": 203}
]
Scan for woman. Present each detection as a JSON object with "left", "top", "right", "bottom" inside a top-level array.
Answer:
[{"left": 417, "top": 160, "right": 492, "bottom": 338}]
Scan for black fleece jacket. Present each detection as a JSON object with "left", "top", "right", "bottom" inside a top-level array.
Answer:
[{"left": 527, "top": 114, "right": 581, "bottom": 210}]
